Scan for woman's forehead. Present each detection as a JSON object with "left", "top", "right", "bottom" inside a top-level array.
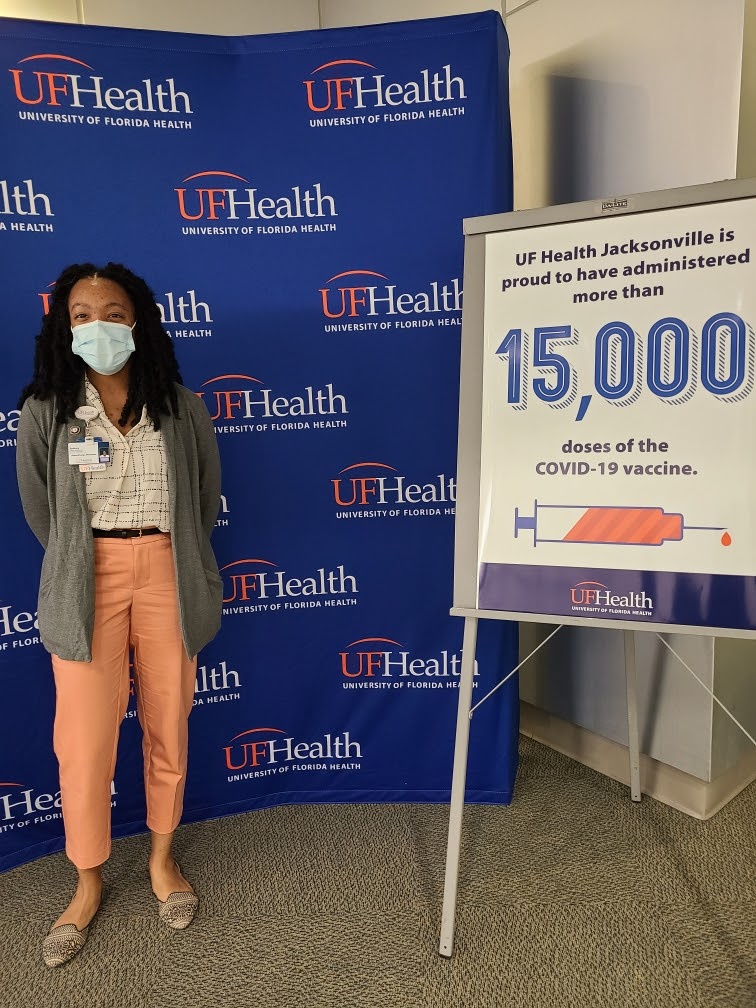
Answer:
[{"left": 68, "top": 277, "right": 131, "bottom": 306}]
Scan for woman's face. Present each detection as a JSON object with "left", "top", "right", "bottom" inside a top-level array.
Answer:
[{"left": 68, "top": 277, "right": 136, "bottom": 330}]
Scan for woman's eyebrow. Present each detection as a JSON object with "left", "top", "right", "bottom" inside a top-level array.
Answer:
[{"left": 69, "top": 301, "right": 129, "bottom": 310}]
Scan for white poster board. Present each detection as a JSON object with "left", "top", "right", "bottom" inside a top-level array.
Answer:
[{"left": 453, "top": 179, "right": 756, "bottom": 637}]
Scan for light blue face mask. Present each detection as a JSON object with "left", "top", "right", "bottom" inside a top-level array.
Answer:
[{"left": 71, "top": 319, "right": 136, "bottom": 376}]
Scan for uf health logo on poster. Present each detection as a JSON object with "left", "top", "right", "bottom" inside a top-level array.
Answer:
[
  {"left": 156, "top": 286, "right": 214, "bottom": 340},
  {"left": 0, "top": 600, "right": 41, "bottom": 653},
  {"left": 9, "top": 52, "right": 193, "bottom": 130},
  {"left": 123, "top": 652, "right": 244, "bottom": 718},
  {"left": 339, "top": 636, "right": 476, "bottom": 694},
  {"left": 319, "top": 269, "right": 461, "bottom": 332},
  {"left": 175, "top": 170, "right": 338, "bottom": 237},
  {"left": 223, "top": 726, "right": 363, "bottom": 783},
  {"left": 0, "top": 177, "right": 55, "bottom": 234},
  {"left": 215, "top": 493, "right": 231, "bottom": 530},
  {"left": 0, "top": 778, "right": 61, "bottom": 832},
  {"left": 220, "top": 557, "right": 359, "bottom": 616},
  {"left": 193, "top": 655, "right": 244, "bottom": 710},
  {"left": 332, "top": 462, "right": 456, "bottom": 521},
  {"left": 196, "top": 374, "right": 349, "bottom": 435},
  {"left": 304, "top": 58, "right": 467, "bottom": 128},
  {"left": 0, "top": 780, "right": 117, "bottom": 831},
  {"left": 0, "top": 402, "right": 20, "bottom": 450},
  {"left": 569, "top": 579, "right": 655, "bottom": 619}
]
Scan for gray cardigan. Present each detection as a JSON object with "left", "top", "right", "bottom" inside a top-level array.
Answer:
[{"left": 16, "top": 384, "right": 222, "bottom": 661}]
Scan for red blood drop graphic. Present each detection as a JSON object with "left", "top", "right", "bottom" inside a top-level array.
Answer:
[{"left": 721, "top": 532, "right": 732, "bottom": 546}]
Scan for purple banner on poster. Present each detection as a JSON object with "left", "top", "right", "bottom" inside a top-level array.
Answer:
[{"left": 479, "top": 562, "right": 756, "bottom": 631}]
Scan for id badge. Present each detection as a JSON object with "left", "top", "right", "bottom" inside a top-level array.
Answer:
[
  {"left": 72, "top": 436, "right": 111, "bottom": 471},
  {"left": 68, "top": 438, "right": 100, "bottom": 466},
  {"left": 95, "top": 439, "right": 111, "bottom": 465}
]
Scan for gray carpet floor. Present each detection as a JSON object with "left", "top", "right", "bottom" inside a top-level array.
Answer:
[{"left": 0, "top": 736, "right": 754, "bottom": 1008}]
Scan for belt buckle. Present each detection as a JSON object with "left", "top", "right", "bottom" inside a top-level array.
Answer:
[{"left": 136, "top": 528, "right": 143, "bottom": 538}]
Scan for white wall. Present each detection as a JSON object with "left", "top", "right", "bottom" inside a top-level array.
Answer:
[
  {"left": 322, "top": 0, "right": 504, "bottom": 27},
  {"left": 83, "top": 0, "right": 320, "bottom": 33},
  {"left": 0, "top": 0, "right": 502, "bottom": 30},
  {"left": 738, "top": 0, "right": 756, "bottom": 177},
  {"left": 1, "top": 0, "right": 77, "bottom": 19},
  {"left": 1, "top": 0, "right": 510, "bottom": 30},
  {"left": 1, "top": 0, "right": 320, "bottom": 31},
  {"left": 506, "top": 0, "right": 744, "bottom": 209}
]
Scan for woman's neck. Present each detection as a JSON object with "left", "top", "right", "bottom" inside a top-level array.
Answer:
[{"left": 86, "top": 364, "right": 131, "bottom": 401}]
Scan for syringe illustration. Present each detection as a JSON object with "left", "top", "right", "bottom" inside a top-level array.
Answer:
[{"left": 513, "top": 501, "right": 729, "bottom": 547}]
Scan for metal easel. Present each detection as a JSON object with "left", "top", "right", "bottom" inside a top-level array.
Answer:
[{"left": 438, "top": 617, "right": 642, "bottom": 958}]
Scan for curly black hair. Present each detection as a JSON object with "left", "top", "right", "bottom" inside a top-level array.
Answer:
[{"left": 18, "top": 262, "right": 182, "bottom": 430}]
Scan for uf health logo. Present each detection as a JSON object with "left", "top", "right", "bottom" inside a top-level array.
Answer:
[
  {"left": 193, "top": 657, "right": 242, "bottom": 708},
  {"left": 304, "top": 59, "right": 467, "bottom": 123},
  {"left": 37, "top": 279, "right": 56, "bottom": 315},
  {"left": 320, "top": 269, "right": 461, "bottom": 330},
  {"left": 0, "top": 178, "right": 55, "bottom": 234},
  {"left": 10, "top": 53, "right": 192, "bottom": 121},
  {"left": 157, "top": 288, "right": 212, "bottom": 324},
  {"left": 176, "top": 170, "right": 337, "bottom": 232},
  {"left": 0, "top": 603, "right": 41, "bottom": 650},
  {"left": 0, "top": 178, "right": 54, "bottom": 221},
  {"left": 570, "top": 580, "right": 653, "bottom": 617},
  {"left": 0, "top": 780, "right": 61, "bottom": 827},
  {"left": 339, "top": 637, "right": 475, "bottom": 692},
  {"left": 220, "top": 558, "right": 358, "bottom": 612},
  {"left": 223, "top": 727, "right": 362, "bottom": 779},
  {"left": 157, "top": 287, "right": 213, "bottom": 340},
  {"left": 0, "top": 780, "right": 117, "bottom": 826},
  {"left": 196, "top": 374, "right": 348, "bottom": 433},
  {"left": 333, "top": 462, "right": 456, "bottom": 519},
  {"left": 0, "top": 403, "right": 20, "bottom": 449},
  {"left": 215, "top": 493, "right": 230, "bottom": 529}
]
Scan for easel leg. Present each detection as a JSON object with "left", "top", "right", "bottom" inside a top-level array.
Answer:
[
  {"left": 623, "top": 629, "right": 642, "bottom": 802},
  {"left": 439, "top": 616, "right": 479, "bottom": 958}
]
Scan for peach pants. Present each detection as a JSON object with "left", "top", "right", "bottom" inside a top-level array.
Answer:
[{"left": 51, "top": 533, "right": 196, "bottom": 869}]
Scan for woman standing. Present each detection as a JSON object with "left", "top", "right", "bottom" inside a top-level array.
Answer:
[{"left": 16, "top": 262, "right": 223, "bottom": 967}]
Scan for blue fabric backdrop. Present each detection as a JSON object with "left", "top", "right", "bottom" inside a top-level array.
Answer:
[{"left": 0, "top": 11, "right": 517, "bottom": 872}]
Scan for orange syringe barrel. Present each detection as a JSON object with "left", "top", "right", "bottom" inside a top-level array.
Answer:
[{"left": 563, "top": 506, "right": 683, "bottom": 545}]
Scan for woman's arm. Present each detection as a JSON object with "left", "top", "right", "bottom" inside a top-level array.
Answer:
[
  {"left": 16, "top": 398, "right": 51, "bottom": 549},
  {"left": 189, "top": 395, "right": 221, "bottom": 537}
]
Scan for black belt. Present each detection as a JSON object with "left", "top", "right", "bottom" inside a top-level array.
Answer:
[{"left": 92, "top": 527, "right": 163, "bottom": 538}]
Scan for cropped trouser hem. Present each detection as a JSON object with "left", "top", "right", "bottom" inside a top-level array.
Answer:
[{"left": 51, "top": 533, "right": 196, "bottom": 870}]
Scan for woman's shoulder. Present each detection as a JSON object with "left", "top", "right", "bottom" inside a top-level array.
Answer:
[
  {"left": 20, "top": 393, "right": 55, "bottom": 421},
  {"left": 173, "top": 382, "right": 205, "bottom": 412},
  {"left": 172, "top": 383, "right": 214, "bottom": 427},
  {"left": 173, "top": 382, "right": 195, "bottom": 401}
]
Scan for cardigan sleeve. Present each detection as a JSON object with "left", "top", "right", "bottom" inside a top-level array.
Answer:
[
  {"left": 188, "top": 393, "right": 221, "bottom": 538},
  {"left": 16, "top": 398, "right": 51, "bottom": 549}
]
